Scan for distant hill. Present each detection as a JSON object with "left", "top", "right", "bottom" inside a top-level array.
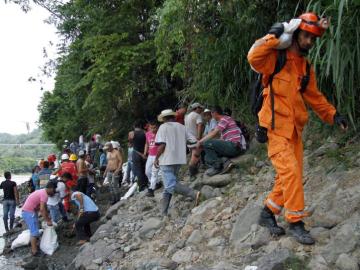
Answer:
[
  {"left": 0, "top": 129, "right": 57, "bottom": 174},
  {"left": 0, "top": 129, "right": 51, "bottom": 144}
]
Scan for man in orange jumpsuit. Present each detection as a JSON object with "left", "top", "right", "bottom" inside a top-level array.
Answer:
[{"left": 248, "top": 12, "right": 348, "bottom": 245}]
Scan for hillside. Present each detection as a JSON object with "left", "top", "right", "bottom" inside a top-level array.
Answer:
[
  {"left": 68, "top": 130, "right": 360, "bottom": 270},
  {"left": 0, "top": 129, "right": 56, "bottom": 174}
]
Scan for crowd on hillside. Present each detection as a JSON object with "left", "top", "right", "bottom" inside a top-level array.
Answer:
[
  {"left": 1, "top": 103, "right": 247, "bottom": 256},
  {"left": 1, "top": 11, "right": 352, "bottom": 255}
]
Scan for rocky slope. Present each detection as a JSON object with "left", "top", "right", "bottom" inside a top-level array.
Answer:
[{"left": 70, "top": 135, "right": 360, "bottom": 270}]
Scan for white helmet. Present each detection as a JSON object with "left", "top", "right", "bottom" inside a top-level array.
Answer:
[{"left": 61, "top": 153, "right": 69, "bottom": 160}]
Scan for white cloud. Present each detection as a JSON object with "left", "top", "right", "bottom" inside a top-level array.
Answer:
[{"left": 0, "top": 2, "right": 58, "bottom": 134}]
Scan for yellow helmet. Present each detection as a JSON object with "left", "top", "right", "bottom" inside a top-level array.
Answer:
[{"left": 69, "top": 154, "right": 78, "bottom": 161}]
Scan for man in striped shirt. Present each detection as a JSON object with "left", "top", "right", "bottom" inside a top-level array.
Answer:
[{"left": 197, "top": 106, "right": 246, "bottom": 176}]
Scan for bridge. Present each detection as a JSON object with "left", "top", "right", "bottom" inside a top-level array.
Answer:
[{"left": 0, "top": 144, "right": 56, "bottom": 147}]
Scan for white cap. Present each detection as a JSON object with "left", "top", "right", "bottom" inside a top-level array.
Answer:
[
  {"left": 61, "top": 153, "right": 69, "bottom": 160},
  {"left": 111, "top": 141, "right": 120, "bottom": 149},
  {"left": 204, "top": 108, "right": 211, "bottom": 113},
  {"left": 78, "top": 150, "right": 85, "bottom": 156}
]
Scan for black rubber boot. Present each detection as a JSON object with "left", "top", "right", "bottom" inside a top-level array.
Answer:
[
  {"left": 288, "top": 221, "right": 315, "bottom": 245},
  {"left": 258, "top": 206, "right": 285, "bottom": 236},
  {"left": 4, "top": 219, "right": 9, "bottom": 232},
  {"left": 10, "top": 217, "right": 15, "bottom": 230},
  {"left": 160, "top": 193, "right": 172, "bottom": 216}
]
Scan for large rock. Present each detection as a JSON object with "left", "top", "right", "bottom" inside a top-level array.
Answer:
[
  {"left": 186, "top": 229, "right": 203, "bottom": 246},
  {"left": 139, "top": 217, "right": 162, "bottom": 239},
  {"left": 172, "top": 247, "right": 200, "bottom": 264},
  {"left": 186, "top": 198, "right": 222, "bottom": 225},
  {"left": 200, "top": 185, "right": 216, "bottom": 199},
  {"left": 230, "top": 203, "right": 263, "bottom": 250},
  {"left": 307, "top": 255, "right": 330, "bottom": 270},
  {"left": 231, "top": 154, "right": 255, "bottom": 166},
  {"left": 255, "top": 249, "right": 292, "bottom": 270},
  {"left": 105, "top": 200, "right": 126, "bottom": 219},
  {"left": 313, "top": 142, "right": 339, "bottom": 157},
  {"left": 335, "top": 253, "right": 359, "bottom": 270},
  {"left": 321, "top": 221, "right": 359, "bottom": 263},
  {"left": 135, "top": 258, "right": 178, "bottom": 270},
  {"left": 201, "top": 174, "right": 232, "bottom": 187},
  {"left": 211, "top": 261, "right": 239, "bottom": 270}
]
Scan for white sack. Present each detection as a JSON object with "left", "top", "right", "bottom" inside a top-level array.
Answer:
[
  {"left": 11, "top": 229, "right": 31, "bottom": 250},
  {"left": 121, "top": 182, "right": 138, "bottom": 200},
  {"left": 40, "top": 224, "right": 58, "bottom": 256}
]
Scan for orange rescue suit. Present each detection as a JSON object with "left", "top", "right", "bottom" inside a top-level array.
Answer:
[{"left": 248, "top": 34, "right": 336, "bottom": 223}]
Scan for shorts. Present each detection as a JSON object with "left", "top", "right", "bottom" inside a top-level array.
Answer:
[{"left": 22, "top": 211, "right": 39, "bottom": 237}]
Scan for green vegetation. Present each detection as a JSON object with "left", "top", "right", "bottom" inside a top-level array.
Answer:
[
  {"left": 0, "top": 129, "right": 56, "bottom": 174},
  {"left": 6, "top": 0, "right": 360, "bottom": 145}
]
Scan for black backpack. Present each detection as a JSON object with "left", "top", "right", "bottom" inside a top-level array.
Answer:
[
  {"left": 235, "top": 120, "right": 250, "bottom": 145},
  {"left": 250, "top": 49, "right": 311, "bottom": 130}
]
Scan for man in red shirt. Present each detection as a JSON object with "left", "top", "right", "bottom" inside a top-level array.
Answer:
[
  {"left": 198, "top": 106, "right": 246, "bottom": 176},
  {"left": 54, "top": 153, "right": 78, "bottom": 211},
  {"left": 175, "top": 103, "right": 187, "bottom": 125}
]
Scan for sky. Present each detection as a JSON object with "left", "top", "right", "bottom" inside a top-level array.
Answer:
[{"left": 0, "top": 2, "right": 58, "bottom": 134}]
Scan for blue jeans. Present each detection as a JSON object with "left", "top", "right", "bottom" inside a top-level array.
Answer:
[
  {"left": 125, "top": 161, "right": 134, "bottom": 183},
  {"left": 48, "top": 204, "right": 62, "bottom": 223},
  {"left": 160, "top": 165, "right": 196, "bottom": 199},
  {"left": 3, "top": 200, "right": 16, "bottom": 231}
]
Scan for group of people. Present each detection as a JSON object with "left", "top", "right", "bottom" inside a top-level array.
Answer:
[{"left": 1, "top": 12, "right": 352, "bottom": 260}]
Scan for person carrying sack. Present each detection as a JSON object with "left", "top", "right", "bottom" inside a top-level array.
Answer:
[{"left": 247, "top": 12, "right": 348, "bottom": 245}]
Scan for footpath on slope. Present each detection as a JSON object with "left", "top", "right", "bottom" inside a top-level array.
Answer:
[
  {"left": 3, "top": 133, "right": 360, "bottom": 270},
  {"left": 70, "top": 134, "right": 360, "bottom": 270}
]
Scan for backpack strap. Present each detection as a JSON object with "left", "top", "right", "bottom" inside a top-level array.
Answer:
[
  {"left": 300, "top": 61, "right": 311, "bottom": 93},
  {"left": 269, "top": 49, "right": 287, "bottom": 130}
]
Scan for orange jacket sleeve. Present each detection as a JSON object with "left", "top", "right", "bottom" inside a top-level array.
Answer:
[
  {"left": 303, "top": 67, "right": 336, "bottom": 125},
  {"left": 247, "top": 34, "right": 280, "bottom": 75}
]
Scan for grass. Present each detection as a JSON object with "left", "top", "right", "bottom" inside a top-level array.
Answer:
[{"left": 282, "top": 256, "right": 310, "bottom": 270}]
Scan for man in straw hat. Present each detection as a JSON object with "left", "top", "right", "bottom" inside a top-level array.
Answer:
[{"left": 155, "top": 109, "right": 202, "bottom": 217}]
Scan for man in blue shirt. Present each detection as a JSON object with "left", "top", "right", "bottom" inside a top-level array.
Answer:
[
  {"left": 38, "top": 161, "right": 52, "bottom": 189},
  {"left": 70, "top": 187, "right": 100, "bottom": 245}
]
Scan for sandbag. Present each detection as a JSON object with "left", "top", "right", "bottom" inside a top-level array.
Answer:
[
  {"left": 40, "top": 224, "right": 58, "bottom": 255},
  {"left": 121, "top": 182, "right": 138, "bottom": 200},
  {"left": 11, "top": 229, "right": 31, "bottom": 250},
  {"left": 103, "top": 176, "right": 109, "bottom": 185}
]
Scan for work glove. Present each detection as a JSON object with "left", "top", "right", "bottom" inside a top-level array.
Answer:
[
  {"left": 334, "top": 112, "right": 348, "bottom": 130},
  {"left": 268, "top": 23, "right": 284, "bottom": 38},
  {"left": 276, "top": 18, "right": 302, "bottom": 49},
  {"left": 255, "top": 124, "right": 268, "bottom": 144}
]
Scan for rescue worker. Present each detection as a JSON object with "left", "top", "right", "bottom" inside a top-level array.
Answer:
[{"left": 247, "top": 12, "right": 348, "bottom": 245}]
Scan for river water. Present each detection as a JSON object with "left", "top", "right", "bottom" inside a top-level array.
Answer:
[{"left": 0, "top": 175, "right": 30, "bottom": 268}]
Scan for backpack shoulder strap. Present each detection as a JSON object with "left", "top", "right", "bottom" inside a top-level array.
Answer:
[{"left": 300, "top": 61, "right": 311, "bottom": 93}]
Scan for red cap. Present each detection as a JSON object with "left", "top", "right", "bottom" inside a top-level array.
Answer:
[
  {"left": 299, "top": 12, "right": 325, "bottom": 37},
  {"left": 47, "top": 154, "right": 57, "bottom": 162}
]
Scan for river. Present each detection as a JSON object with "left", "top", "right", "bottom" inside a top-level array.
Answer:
[{"left": 0, "top": 175, "right": 30, "bottom": 269}]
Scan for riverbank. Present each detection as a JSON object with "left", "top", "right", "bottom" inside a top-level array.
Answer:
[{"left": 0, "top": 182, "right": 117, "bottom": 270}]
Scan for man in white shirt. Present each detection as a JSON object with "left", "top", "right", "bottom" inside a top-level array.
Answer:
[
  {"left": 185, "top": 102, "right": 204, "bottom": 177},
  {"left": 154, "top": 109, "right": 201, "bottom": 217},
  {"left": 185, "top": 103, "right": 204, "bottom": 140},
  {"left": 47, "top": 176, "right": 68, "bottom": 223}
]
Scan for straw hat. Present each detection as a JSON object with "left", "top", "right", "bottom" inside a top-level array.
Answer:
[{"left": 158, "top": 109, "right": 176, "bottom": 122}]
